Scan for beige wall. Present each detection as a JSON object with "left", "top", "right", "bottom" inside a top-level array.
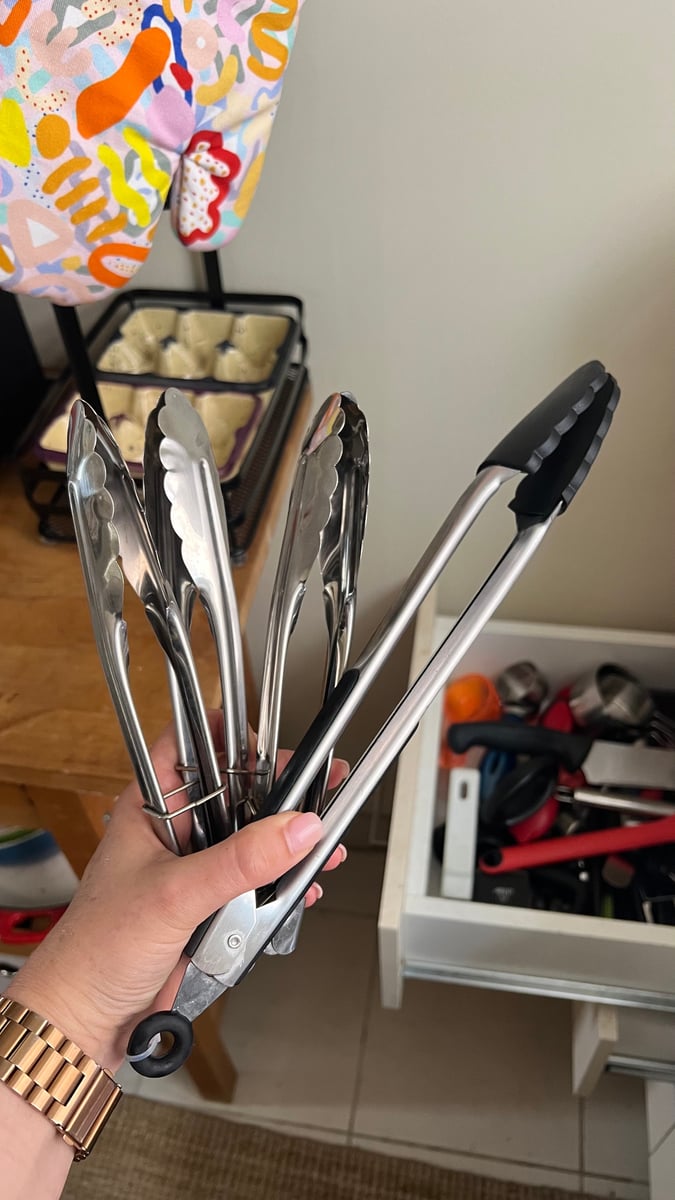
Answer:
[{"left": 21, "top": 1, "right": 675, "bottom": 757}]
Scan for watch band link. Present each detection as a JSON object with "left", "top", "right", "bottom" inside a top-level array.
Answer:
[{"left": 0, "top": 995, "right": 121, "bottom": 1160}]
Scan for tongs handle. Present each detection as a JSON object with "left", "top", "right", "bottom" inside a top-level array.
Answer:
[{"left": 481, "top": 360, "right": 619, "bottom": 527}]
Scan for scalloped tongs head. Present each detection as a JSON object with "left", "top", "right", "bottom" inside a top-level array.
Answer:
[
  {"left": 280, "top": 392, "right": 348, "bottom": 595},
  {"left": 67, "top": 400, "right": 125, "bottom": 629}
]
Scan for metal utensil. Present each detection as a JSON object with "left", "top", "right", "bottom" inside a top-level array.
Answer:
[
  {"left": 143, "top": 400, "right": 207, "bottom": 850},
  {"left": 570, "top": 663, "right": 675, "bottom": 747},
  {"left": 84, "top": 400, "right": 232, "bottom": 844},
  {"left": 153, "top": 388, "right": 250, "bottom": 829},
  {"left": 252, "top": 393, "right": 346, "bottom": 808},
  {"left": 496, "top": 661, "right": 548, "bottom": 716},
  {"left": 305, "top": 394, "right": 370, "bottom": 813},
  {"left": 570, "top": 663, "right": 651, "bottom": 727},
  {"left": 67, "top": 404, "right": 182, "bottom": 854},
  {"left": 270, "top": 393, "right": 369, "bottom": 955},
  {"left": 121, "top": 358, "right": 619, "bottom": 1075},
  {"left": 559, "top": 785, "right": 675, "bottom": 819}
]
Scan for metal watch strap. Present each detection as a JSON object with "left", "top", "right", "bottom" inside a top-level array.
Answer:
[{"left": 0, "top": 995, "right": 122, "bottom": 1160}]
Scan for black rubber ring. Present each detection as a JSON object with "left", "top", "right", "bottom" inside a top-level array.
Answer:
[{"left": 127, "top": 1011, "right": 194, "bottom": 1077}]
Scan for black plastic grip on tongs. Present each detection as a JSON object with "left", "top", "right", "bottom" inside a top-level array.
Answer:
[{"left": 480, "top": 361, "right": 620, "bottom": 529}]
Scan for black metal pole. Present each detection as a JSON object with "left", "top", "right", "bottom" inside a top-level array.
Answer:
[
  {"left": 52, "top": 305, "right": 103, "bottom": 415},
  {"left": 203, "top": 251, "right": 226, "bottom": 308}
]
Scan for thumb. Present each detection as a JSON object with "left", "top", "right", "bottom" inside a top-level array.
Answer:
[{"left": 173, "top": 812, "right": 324, "bottom": 929}]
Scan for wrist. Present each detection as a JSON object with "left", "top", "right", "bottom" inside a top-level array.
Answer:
[{"left": 4, "top": 964, "right": 124, "bottom": 1075}]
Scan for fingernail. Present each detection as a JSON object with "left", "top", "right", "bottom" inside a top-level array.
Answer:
[
  {"left": 339, "top": 844, "right": 348, "bottom": 863},
  {"left": 312, "top": 882, "right": 324, "bottom": 900},
  {"left": 285, "top": 812, "right": 323, "bottom": 854}
]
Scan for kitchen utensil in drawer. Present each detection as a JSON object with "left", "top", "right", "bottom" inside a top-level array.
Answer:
[
  {"left": 480, "top": 813, "right": 675, "bottom": 875},
  {"left": 558, "top": 786, "right": 675, "bottom": 820},
  {"left": 440, "top": 674, "right": 501, "bottom": 768},
  {"left": 479, "top": 755, "right": 560, "bottom": 842},
  {"left": 440, "top": 768, "right": 481, "bottom": 899},
  {"left": 539, "top": 691, "right": 576, "bottom": 733},
  {"left": 381, "top": 597, "right": 675, "bottom": 1013},
  {"left": 570, "top": 664, "right": 675, "bottom": 747},
  {"left": 496, "top": 661, "right": 548, "bottom": 716},
  {"left": 447, "top": 722, "right": 675, "bottom": 789},
  {"left": 570, "top": 663, "right": 651, "bottom": 728},
  {"left": 0, "top": 905, "right": 67, "bottom": 944}
]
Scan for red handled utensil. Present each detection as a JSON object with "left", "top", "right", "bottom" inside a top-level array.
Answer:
[{"left": 479, "top": 815, "right": 675, "bottom": 874}]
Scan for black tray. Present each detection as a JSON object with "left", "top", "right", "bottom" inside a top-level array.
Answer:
[
  {"left": 90, "top": 289, "right": 301, "bottom": 396},
  {"left": 20, "top": 358, "right": 308, "bottom": 564}
]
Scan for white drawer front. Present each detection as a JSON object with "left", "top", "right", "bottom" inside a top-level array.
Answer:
[
  {"left": 573, "top": 1005, "right": 675, "bottom": 1096},
  {"left": 379, "top": 592, "right": 675, "bottom": 1011}
]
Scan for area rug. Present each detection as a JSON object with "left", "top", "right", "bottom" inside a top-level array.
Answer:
[{"left": 63, "top": 1095, "right": 598, "bottom": 1200}]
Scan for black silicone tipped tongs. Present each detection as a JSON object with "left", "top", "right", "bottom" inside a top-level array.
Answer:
[{"left": 126, "top": 361, "right": 619, "bottom": 1077}]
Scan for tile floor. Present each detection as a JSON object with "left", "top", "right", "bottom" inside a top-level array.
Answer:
[{"left": 117, "top": 845, "right": 651, "bottom": 1200}]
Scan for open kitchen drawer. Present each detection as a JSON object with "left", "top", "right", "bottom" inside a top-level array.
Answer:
[{"left": 379, "top": 589, "right": 675, "bottom": 1019}]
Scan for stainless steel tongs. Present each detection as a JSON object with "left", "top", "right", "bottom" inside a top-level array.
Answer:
[
  {"left": 67, "top": 402, "right": 231, "bottom": 851},
  {"left": 121, "top": 360, "right": 619, "bottom": 1077}
]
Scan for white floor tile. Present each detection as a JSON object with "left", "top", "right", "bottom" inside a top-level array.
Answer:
[
  {"left": 136, "top": 911, "right": 374, "bottom": 1133},
  {"left": 215, "top": 908, "right": 375, "bottom": 1130},
  {"left": 581, "top": 1176, "right": 649, "bottom": 1200},
  {"left": 582, "top": 1074, "right": 648, "bottom": 1182},
  {"left": 354, "top": 980, "right": 580, "bottom": 1171},
  {"left": 351, "top": 1135, "right": 582, "bottom": 1193},
  {"left": 217, "top": 909, "right": 374, "bottom": 1129}
]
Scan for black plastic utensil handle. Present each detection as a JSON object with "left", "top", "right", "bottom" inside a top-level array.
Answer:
[
  {"left": 127, "top": 1012, "right": 194, "bottom": 1077},
  {"left": 480, "top": 361, "right": 620, "bottom": 529},
  {"left": 447, "top": 721, "right": 593, "bottom": 772}
]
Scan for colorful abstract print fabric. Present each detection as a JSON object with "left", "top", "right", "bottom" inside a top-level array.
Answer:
[{"left": 0, "top": 0, "right": 302, "bottom": 304}]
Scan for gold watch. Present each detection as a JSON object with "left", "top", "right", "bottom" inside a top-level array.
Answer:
[{"left": 0, "top": 995, "right": 122, "bottom": 1160}]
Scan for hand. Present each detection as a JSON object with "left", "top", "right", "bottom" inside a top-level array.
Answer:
[{"left": 6, "top": 716, "right": 348, "bottom": 1074}]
